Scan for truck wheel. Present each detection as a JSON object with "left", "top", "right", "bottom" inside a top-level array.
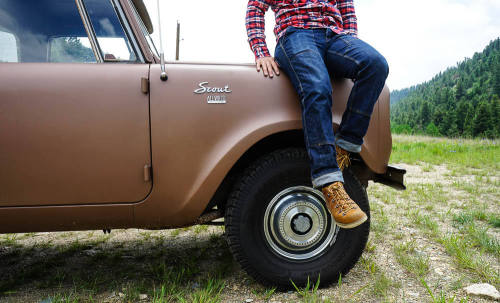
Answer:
[{"left": 225, "top": 148, "right": 370, "bottom": 289}]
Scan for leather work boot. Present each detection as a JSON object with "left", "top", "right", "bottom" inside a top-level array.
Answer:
[
  {"left": 335, "top": 145, "right": 351, "bottom": 171},
  {"left": 322, "top": 182, "right": 367, "bottom": 228}
]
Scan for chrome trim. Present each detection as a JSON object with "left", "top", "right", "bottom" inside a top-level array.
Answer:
[
  {"left": 126, "top": 0, "right": 159, "bottom": 58},
  {"left": 111, "top": 0, "right": 145, "bottom": 63},
  {"left": 263, "top": 186, "right": 339, "bottom": 261},
  {"left": 75, "top": 0, "right": 103, "bottom": 62}
]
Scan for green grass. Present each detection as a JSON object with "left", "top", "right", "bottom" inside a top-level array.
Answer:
[
  {"left": 408, "top": 210, "right": 439, "bottom": 236},
  {"left": 370, "top": 201, "right": 390, "bottom": 236},
  {"left": 170, "top": 229, "right": 181, "bottom": 237},
  {"left": 393, "top": 240, "right": 430, "bottom": 277},
  {"left": 359, "top": 255, "right": 398, "bottom": 299},
  {"left": 291, "top": 276, "right": 323, "bottom": 303},
  {"left": 252, "top": 286, "right": 276, "bottom": 301},
  {"left": 421, "top": 278, "right": 468, "bottom": 303},
  {"left": 390, "top": 135, "right": 499, "bottom": 170},
  {"left": 488, "top": 214, "right": 500, "bottom": 227}
]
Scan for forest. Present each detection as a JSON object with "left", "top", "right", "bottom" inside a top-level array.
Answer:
[{"left": 390, "top": 38, "right": 500, "bottom": 138}]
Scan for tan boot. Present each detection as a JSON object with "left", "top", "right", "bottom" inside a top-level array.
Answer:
[
  {"left": 322, "top": 182, "right": 367, "bottom": 229},
  {"left": 335, "top": 145, "right": 351, "bottom": 171}
]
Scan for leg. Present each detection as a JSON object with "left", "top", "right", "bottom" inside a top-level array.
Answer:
[
  {"left": 325, "top": 32, "right": 389, "bottom": 152},
  {"left": 274, "top": 28, "right": 343, "bottom": 189}
]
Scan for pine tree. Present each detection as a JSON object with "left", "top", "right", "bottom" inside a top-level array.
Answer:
[
  {"left": 455, "top": 78, "right": 465, "bottom": 101},
  {"left": 419, "top": 101, "right": 431, "bottom": 128},
  {"left": 493, "top": 55, "right": 500, "bottom": 97},
  {"left": 490, "top": 97, "right": 500, "bottom": 136},
  {"left": 463, "top": 105, "right": 475, "bottom": 137},
  {"left": 472, "top": 102, "right": 492, "bottom": 137},
  {"left": 455, "top": 101, "right": 470, "bottom": 134}
]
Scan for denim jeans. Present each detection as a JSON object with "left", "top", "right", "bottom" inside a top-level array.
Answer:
[{"left": 274, "top": 27, "right": 389, "bottom": 189}]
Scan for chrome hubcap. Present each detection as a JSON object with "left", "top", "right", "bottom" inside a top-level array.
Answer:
[{"left": 263, "top": 186, "right": 338, "bottom": 261}]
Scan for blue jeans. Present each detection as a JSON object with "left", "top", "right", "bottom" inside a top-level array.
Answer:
[{"left": 274, "top": 27, "right": 389, "bottom": 189}]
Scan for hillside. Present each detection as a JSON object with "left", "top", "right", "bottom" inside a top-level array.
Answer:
[{"left": 390, "top": 38, "right": 500, "bottom": 138}]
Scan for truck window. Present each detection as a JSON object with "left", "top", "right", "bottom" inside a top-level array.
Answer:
[
  {"left": 49, "top": 37, "right": 95, "bottom": 63},
  {"left": 83, "top": 0, "right": 137, "bottom": 62},
  {"left": 0, "top": 0, "right": 96, "bottom": 63},
  {"left": 0, "top": 30, "right": 18, "bottom": 62}
]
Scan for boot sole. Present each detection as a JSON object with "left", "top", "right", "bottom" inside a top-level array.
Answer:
[{"left": 335, "top": 213, "right": 368, "bottom": 229}]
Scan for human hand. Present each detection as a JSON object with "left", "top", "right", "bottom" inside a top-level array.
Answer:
[{"left": 256, "top": 56, "right": 280, "bottom": 78}]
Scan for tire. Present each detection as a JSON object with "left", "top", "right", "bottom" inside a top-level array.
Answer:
[{"left": 224, "top": 148, "right": 370, "bottom": 289}]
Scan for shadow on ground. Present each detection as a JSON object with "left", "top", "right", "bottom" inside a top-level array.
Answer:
[{"left": 0, "top": 229, "right": 237, "bottom": 301}]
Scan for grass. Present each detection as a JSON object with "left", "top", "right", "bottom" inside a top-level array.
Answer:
[
  {"left": 359, "top": 255, "right": 397, "bottom": 299},
  {"left": 404, "top": 206, "right": 500, "bottom": 286},
  {"left": 421, "top": 278, "right": 468, "bottom": 303},
  {"left": 390, "top": 135, "right": 499, "bottom": 171},
  {"left": 290, "top": 276, "right": 323, "bottom": 303},
  {"left": 252, "top": 286, "right": 276, "bottom": 301},
  {"left": 488, "top": 214, "right": 500, "bottom": 227},
  {"left": 393, "top": 240, "right": 430, "bottom": 277},
  {"left": 453, "top": 211, "right": 500, "bottom": 256}
]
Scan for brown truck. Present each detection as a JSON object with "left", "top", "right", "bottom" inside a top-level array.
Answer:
[{"left": 0, "top": 0, "right": 405, "bottom": 288}]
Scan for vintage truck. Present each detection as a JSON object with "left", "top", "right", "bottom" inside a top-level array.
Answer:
[{"left": 0, "top": 0, "right": 405, "bottom": 288}]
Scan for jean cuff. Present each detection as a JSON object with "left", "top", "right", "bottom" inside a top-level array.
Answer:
[
  {"left": 312, "top": 170, "right": 344, "bottom": 189},
  {"left": 335, "top": 136, "right": 362, "bottom": 153}
]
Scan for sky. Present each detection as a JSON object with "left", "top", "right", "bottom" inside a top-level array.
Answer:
[{"left": 143, "top": 0, "right": 500, "bottom": 90}]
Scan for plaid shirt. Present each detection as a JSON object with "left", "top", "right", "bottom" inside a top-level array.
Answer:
[{"left": 246, "top": 0, "right": 358, "bottom": 59}]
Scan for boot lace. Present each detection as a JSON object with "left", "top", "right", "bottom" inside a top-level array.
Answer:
[
  {"left": 336, "top": 145, "right": 351, "bottom": 170},
  {"left": 326, "top": 183, "right": 357, "bottom": 215}
]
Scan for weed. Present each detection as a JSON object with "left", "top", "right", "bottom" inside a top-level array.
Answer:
[
  {"left": 452, "top": 213, "right": 474, "bottom": 225},
  {"left": 291, "top": 275, "right": 321, "bottom": 303},
  {"left": 439, "top": 235, "right": 499, "bottom": 284},
  {"left": 408, "top": 210, "right": 439, "bottom": 236},
  {"left": 170, "top": 229, "right": 180, "bottom": 237},
  {"left": 393, "top": 240, "right": 430, "bottom": 277},
  {"left": 466, "top": 224, "right": 500, "bottom": 256},
  {"left": 252, "top": 287, "right": 276, "bottom": 301},
  {"left": 370, "top": 203, "right": 389, "bottom": 236},
  {"left": 488, "top": 214, "right": 500, "bottom": 228},
  {"left": 179, "top": 278, "right": 225, "bottom": 303},
  {"left": 194, "top": 225, "right": 209, "bottom": 234},
  {"left": 1, "top": 234, "right": 18, "bottom": 246},
  {"left": 420, "top": 278, "right": 468, "bottom": 303},
  {"left": 359, "top": 255, "right": 396, "bottom": 298}
]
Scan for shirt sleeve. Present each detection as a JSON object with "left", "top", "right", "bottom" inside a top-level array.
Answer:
[
  {"left": 337, "top": 0, "right": 358, "bottom": 37},
  {"left": 246, "top": 0, "right": 272, "bottom": 59}
]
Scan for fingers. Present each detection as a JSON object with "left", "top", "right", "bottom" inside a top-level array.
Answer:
[
  {"left": 256, "top": 57, "right": 280, "bottom": 78},
  {"left": 271, "top": 60, "right": 280, "bottom": 76},
  {"left": 263, "top": 60, "right": 271, "bottom": 77}
]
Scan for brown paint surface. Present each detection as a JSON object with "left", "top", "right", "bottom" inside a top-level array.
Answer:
[{"left": 0, "top": 63, "right": 152, "bottom": 206}]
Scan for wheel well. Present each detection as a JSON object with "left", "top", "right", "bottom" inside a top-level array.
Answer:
[
  {"left": 205, "top": 130, "right": 305, "bottom": 213},
  {"left": 203, "top": 129, "right": 375, "bottom": 214}
]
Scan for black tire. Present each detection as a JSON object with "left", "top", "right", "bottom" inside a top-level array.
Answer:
[{"left": 224, "top": 148, "right": 370, "bottom": 289}]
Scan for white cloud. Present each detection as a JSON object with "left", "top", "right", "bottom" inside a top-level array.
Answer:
[{"left": 145, "top": 0, "right": 500, "bottom": 90}]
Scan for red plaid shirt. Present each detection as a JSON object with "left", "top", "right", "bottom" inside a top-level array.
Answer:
[{"left": 246, "top": 0, "right": 358, "bottom": 59}]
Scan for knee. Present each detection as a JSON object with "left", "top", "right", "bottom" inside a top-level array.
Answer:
[{"left": 364, "top": 52, "right": 389, "bottom": 79}]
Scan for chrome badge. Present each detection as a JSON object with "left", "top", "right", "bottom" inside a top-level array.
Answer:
[{"left": 194, "top": 81, "right": 231, "bottom": 104}]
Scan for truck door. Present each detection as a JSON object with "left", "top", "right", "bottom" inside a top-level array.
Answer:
[{"left": 0, "top": 0, "right": 152, "bottom": 206}]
